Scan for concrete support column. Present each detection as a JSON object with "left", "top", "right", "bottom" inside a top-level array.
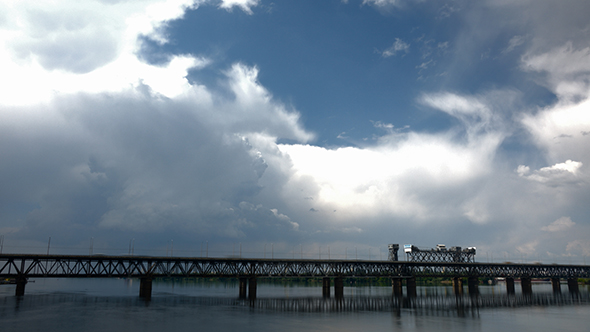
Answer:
[
  {"left": 567, "top": 278, "right": 579, "bottom": 294},
  {"left": 392, "top": 278, "right": 403, "bottom": 297},
  {"left": 248, "top": 277, "right": 257, "bottom": 300},
  {"left": 334, "top": 277, "right": 344, "bottom": 299},
  {"left": 467, "top": 277, "right": 479, "bottom": 295},
  {"left": 239, "top": 277, "right": 248, "bottom": 298},
  {"left": 506, "top": 277, "right": 515, "bottom": 295},
  {"left": 15, "top": 276, "right": 27, "bottom": 297},
  {"left": 551, "top": 278, "right": 561, "bottom": 293},
  {"left": 139, "top": 277, "right": 153, "bottom": 300},
  {"left": 406, "top": 277, "right": 417, "bottom": 297},
  {"left": 521, "top": 277, "right": 532, "bottom": 295},
  {"left": 452, "top": 277, "right": 463, "bottom": 295},
  {"left": 322, "top": 277, "right": 331, "bottom": 298}
]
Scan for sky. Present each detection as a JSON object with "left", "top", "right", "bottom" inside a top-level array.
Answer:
[{"left": 1, "top": 0, "right": 590, "bottom": 263}]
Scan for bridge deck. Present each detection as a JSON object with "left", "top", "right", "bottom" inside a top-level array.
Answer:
[{"left": 1, "top": 254, "right": 589, "bottom": 279}]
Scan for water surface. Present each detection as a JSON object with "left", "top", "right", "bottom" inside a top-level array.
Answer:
[{"left": 1, "top": 279, "right": 588, "bottom": 332}]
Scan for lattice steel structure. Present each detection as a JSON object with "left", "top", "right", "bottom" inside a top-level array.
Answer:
[
  {"left": 404, "top": 245, "right": 476, "bottom": 263},
  {"left": 1, "top": 254, "right": 588, "bottom": 280},
  {"left": 388, "top": 244, "right": 399, "bottom": 261}
]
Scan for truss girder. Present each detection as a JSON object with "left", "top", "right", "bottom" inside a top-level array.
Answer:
[
  {"left": 407, "top": 251, "right": 476, "bottom": 263},
  {"left": 1, "top": 254, "right": 588, "bottom": 280}
]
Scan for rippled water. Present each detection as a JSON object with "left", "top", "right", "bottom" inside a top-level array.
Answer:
[{"left": 1, "top": 279, "right": 588, "bottom": 332}]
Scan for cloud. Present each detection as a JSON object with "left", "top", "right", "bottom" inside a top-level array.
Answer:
[
  {"left": 521, "top": 97, "right": 590, "bottom": 164},
  {"left": 419, "top": 92, "right": 504, "bottom": 140},
  {"left": 371, "top": 121, "right": 395, "bottom": 133},
  {"left": 0, "top": 0, "right": 209, "bottom": 106},
  {"left": 363, "top": 0, "right": 400, "bottom": 7},
  {"left": 542, "top": 217, "right": 575, "bottom": 232},
  {"left": 441, "top": 0, "right": 590, "bottom": 98},
  {"left": 502, "top": 35, "right": 526, "bottom": 54},
  {"left": 517, "top": 160, "right": 583, "bottom": 185},
  {"left": 0, "top": 0, "right": 311, "bottom": 245},
  {"left": 362, "top": 0, "right": 406, "bottom": 8},
  {"left": 0, "top": 82, "right": 310, "bottom": 238},
  {"left": 524, "top": 44, "right": 590, "bottom": 76},
  {"left": 284, "top": 0, "right": 589, "bottom": 262},
  {"left": 566, "top": 239, "right": 590, "bottom": 256},
  {"left": 218, "top": 0, "right": 259, "bottom": 14},
  {"left": 0, "top": 0, "right": 589, "bottom": 263},
  {"left": 437, "top": 3, "right": 459, "bottom": 19},
  {"left": 382, "top": 38, "right": 410, "bottom": 57},
  {"left": 522, "top": 42, "right": 590, "bottom": 99},
  {"left": 516, "top": 241, "right": 538, "bottom": 256},
  {"left": 221, "top": 64, "right": 314, "bottom": 142},
  {"left": 437, "top": 41, "right": 449, "bottom": 50},
  {"left": 276, "top": 91, "right": 505, "bottom": 224}
]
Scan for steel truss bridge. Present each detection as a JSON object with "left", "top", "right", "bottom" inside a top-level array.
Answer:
[
  {"left": 406, "top": 249, "right": 476, "bottom": 263},
  {"left": 1, "top": 254, "right": 589, "bottom": 279}
]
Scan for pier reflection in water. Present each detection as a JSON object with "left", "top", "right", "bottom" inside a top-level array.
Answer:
[
  {"left": 2, "top": 281, "right": 590, "bottom": 332},
  {"left": 3, "top": 291, "right": 588, "bottom": 316},
  {"left": 241, "top": 292, "right": 589, "bottom": 315}
]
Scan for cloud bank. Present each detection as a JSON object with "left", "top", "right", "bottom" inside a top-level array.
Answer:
[{"left": 0, "top": 0, "right": 589, "bottom": 262}]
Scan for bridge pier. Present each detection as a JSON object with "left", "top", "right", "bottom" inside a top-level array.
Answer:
[
  {"left": 452, "top": 277, "right": 463, "bottom": 295},
  {"left": 551, "top": 278, "right": 561, "bottom": 293},
  {"left": 406, "top": 277, "right": 417, "bottom": 297},
  {"left": 506, "top": 277, "right": 515, "bottom": 294},
  {"left": 392, "top": 278, "right": 403, "bottom": 296},
  {"left": 248, "top": 277, "right": 257, "bottom": 300},
  {"left": 15, "top": 276, "right": 27, "bottom": 296},
  {"left": 139, "top": 277, "right": 153, "bottom": 300},
  {"left": 322, "top": 277, "right": 331, "bottom": 297},
  {"left": 334, "top": 277, "right": 344, "bottom": 298},
  {"left": 467, "top": 277, "right": 479, "bottom": 295},
  {"left": 567, "top": 278, "right": 579, "bottom": 294},
  {"left": 521, "top": 277, "right": 532, "bottom": 295},
  {"left": 239, "top": 277, "right": 248, "bottom": 298},
  {"left": 238, "top": 277, "right": 257, "bottom": 299}
]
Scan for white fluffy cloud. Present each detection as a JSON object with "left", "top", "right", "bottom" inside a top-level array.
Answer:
[
  {"left": 276, "top": 91, "right": 505, "bottom": 225},
  {"left": 0, "top": 0, "right": 309, "bottom": 246},
  {"left": 218, "top": 0, "right": 259, "bottom": 14},
  {"left": 0, "top": 0, "right": 207, "bottom": 105},
  {"left": 520, "top": 86, "right": 590, "bottom": 167},
  {"left": 517, "top": 160, "right": 583, "bottom": 184},
  {"left": 0, "top": 0, "right": 264, "bottom": 106},
  {"left": 523, "top": 42, "right": 590, "bottom": 100},
  {"left": 542, "top": 217, "right": 575, "bottom": 232}
]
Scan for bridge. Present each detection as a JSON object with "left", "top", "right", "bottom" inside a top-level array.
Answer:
[{"left": 1, "top": 254, "right": 588, "bottom": 299}]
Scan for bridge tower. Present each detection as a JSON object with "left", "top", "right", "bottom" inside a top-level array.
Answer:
[{"left": 388, "top": 244, "right": 399, "bottom": 261}]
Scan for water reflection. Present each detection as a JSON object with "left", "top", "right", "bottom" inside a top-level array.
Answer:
[
  {"left": 3, "top": 292, "right": 588, "bottom": 317},
  {"left": 241, "top": 292, "right": 589, "bottom": 315}
]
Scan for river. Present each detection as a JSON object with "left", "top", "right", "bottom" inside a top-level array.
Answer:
[{"left": 1, "top": 278, "right": 588, "bottom": 332}]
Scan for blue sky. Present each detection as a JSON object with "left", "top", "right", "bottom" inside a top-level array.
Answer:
[
  {"left": 144, "top": 1, "right": 548, "bottom": 146},
  {"left": 1, "top": 0, "right": 590, "bottom": 263}
]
